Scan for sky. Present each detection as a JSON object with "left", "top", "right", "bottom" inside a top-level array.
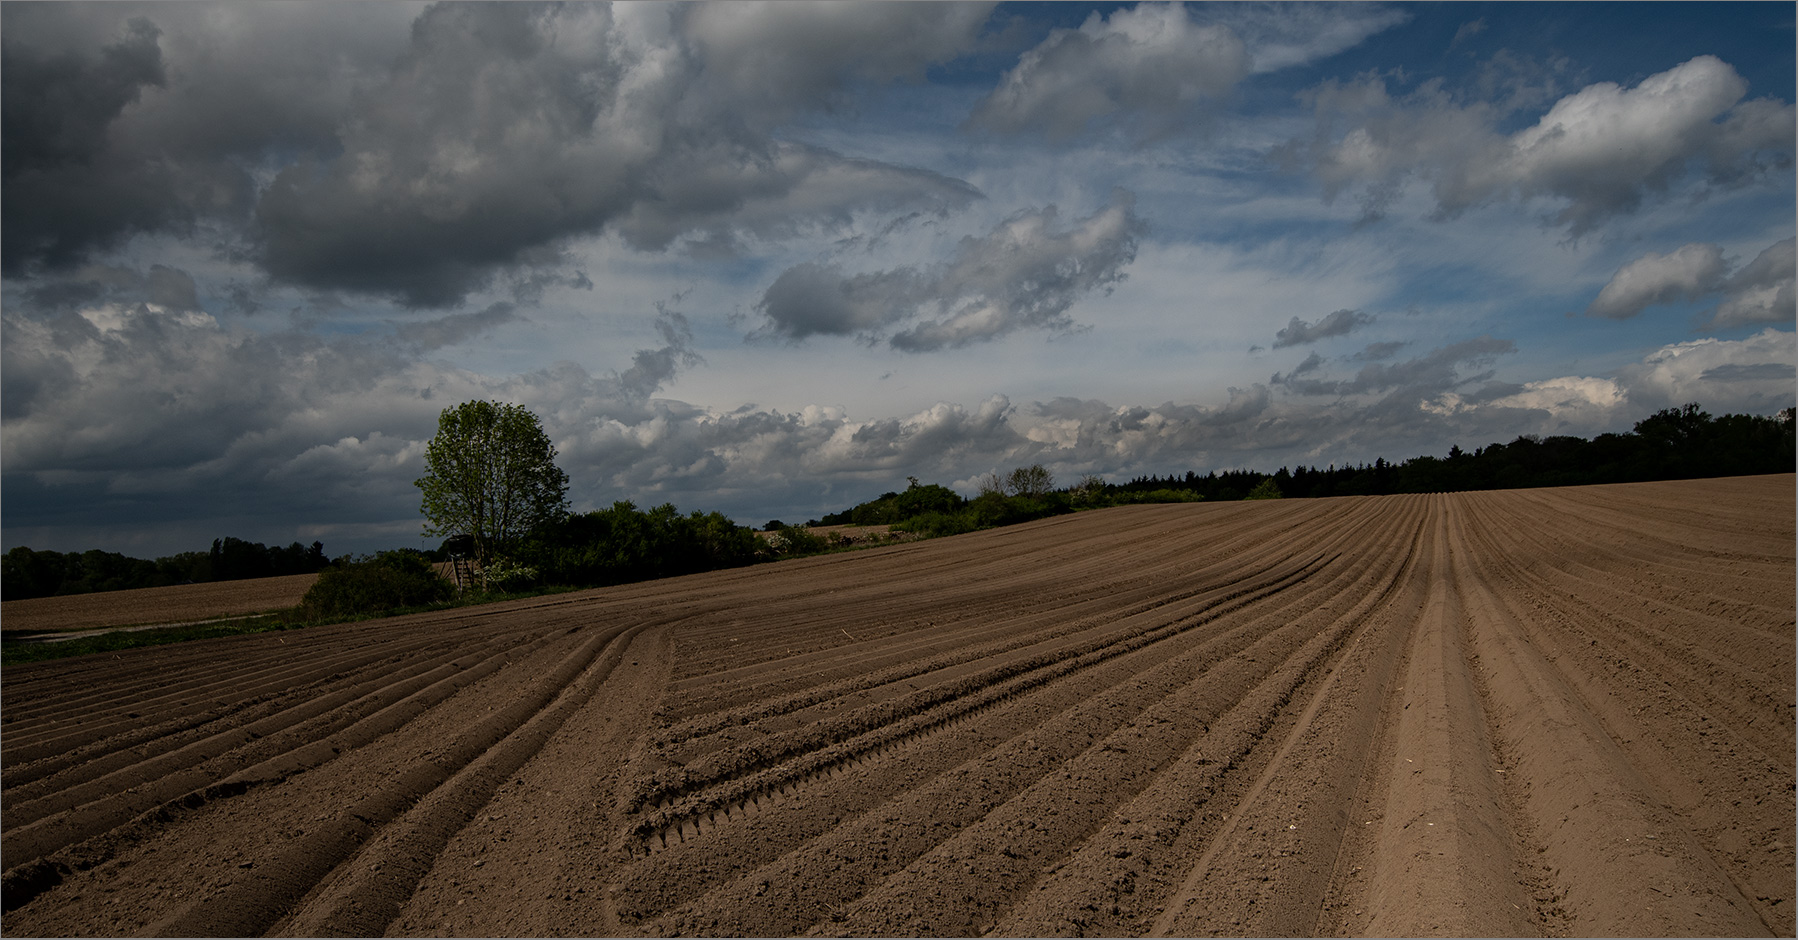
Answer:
[{"left": 2, "top": 1, "right": 1794, "bottom": 559}]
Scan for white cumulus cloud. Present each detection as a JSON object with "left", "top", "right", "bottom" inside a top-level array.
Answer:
[
  {"left": 1587, "top": 243, "right": 1728, "bottom": 319},
  {"left": 1300, "top": 55, "right": 1795, "bottom": 233},
  {"left": 968, "top": 2, "right": 1249, "bottom": 140},
  {"left": 1587, "top": 236, "right": 1795, "bottom": 326}
]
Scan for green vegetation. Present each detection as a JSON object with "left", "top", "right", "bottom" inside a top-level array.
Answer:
[
  {"left": 513, "top": 501, "right": 763, "bottom": 587},
  {"left": 1, "top": 614, "right": 296, "bottom": 665},
  {"left": 416, "top": 399, "right": 570, "bottom": 563},
  {"left": 1245, "top": 478, "right": 1284, "bottom": 500},
  {"left": 1114, "top": 403, "right": 1795, "bottom": 500},
  {"left": 2, "top": 537, "right": 331, "bottom": 601},
  {"left": 297, "top": 550, "right": 452, "bottom": 622}
]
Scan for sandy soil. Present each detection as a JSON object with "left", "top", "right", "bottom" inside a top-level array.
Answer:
[
  {"left": 2, "top": 475, "right": 1791, "bottom": 937},
  {"left": 2, "top": 573, "right": 319, "bottom": 634}
]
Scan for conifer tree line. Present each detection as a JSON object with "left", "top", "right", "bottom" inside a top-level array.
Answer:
[{"left": 1111, "top": 403, "right": 1794, "bottom": 501}]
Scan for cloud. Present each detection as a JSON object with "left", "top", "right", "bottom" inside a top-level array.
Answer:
[
  {"left": 679, "top": 1, "right": 999, "bottom": 122},
  {"left": 1, "top": 3, "right": 416, "bottom": 278},
  {"left": 1613, "top": 327, "right": 1797, "bottom": 412},
  {"left": 966, "top": 2, "right": 1407, "bottom": 141},
  {"left": 617, "top": 307, "right": 704, "bottom": 399},
  {"left": 21, "top": 262, "right": 199, "bottom": 313},
  {"left": 392, "top": 303, "right": 519, "bottom": 352},
  {"left": 967, "top": 2, "right": 1249, "bottom": 140},
  {"left": 1274, "top": 336, "right": 1515, "bottom": 396},
  {"left": 0, "top": 16, "right": 188, "bottom": 272},
  {"left": 753, "top": 192, "right": 1144, "bottom": 351},
  {"left": 1351, "top": 340, "right": 1408, "bottom": 361},
  {"left": 1450, "top": 19, "right": 1487, "bottom": 48},
  {"left": 1272, "top": 308, "right": 1373, "bottom": 347},
  {"left": 1707, "top": 237, "right": 1796, "bottom": 329},
  {"left": 1586, "top": 243, "right": 1728, "bottom": 319},
  {"left": 1, "top": 3, "right": 992, "bottom": 306},
  {"left": 1, "top": 16, "right": 164, "bottom": 180},
  {"left": 1297, "top": 55, "right": 1795, "bottom": 233},
  {"left": 1586, "top": 236, "right": 1795, "bottom": 327},
  {"left": 1268, "top": 351, "right": 1324, "bottom": 387},
  {"left": 1424, "top": 328, "right": 1795, "bottom": 430},
  {"left": 1206, "top": 3, "right": 1410, "bottom": 74}
]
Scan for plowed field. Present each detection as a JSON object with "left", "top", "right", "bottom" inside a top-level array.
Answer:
[
  {"left": 3, "top": 476, "right": 1792, "bottom": 937},
  {"left": 2, "top": 573, "right": 320, "bottom": 635}
]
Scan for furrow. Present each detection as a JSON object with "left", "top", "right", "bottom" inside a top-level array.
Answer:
[
  {"left": 143, "top": 621, "right": 636, "bottom": 937},
  {"left": 622, "top": 552, "right": 1332, "bottom": 850},
  {"left": 0, "top": 625, "right": 575, "bottom": 899}
]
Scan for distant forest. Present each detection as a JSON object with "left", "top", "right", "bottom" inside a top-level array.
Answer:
[
  {"left": 3, "top": 403, "right": 1791, "bottom": 602},
  {"left": 815, "top": 403, "right": 1795, "bottom": 534},
  {"left": 1113, "top": 403, "right": 1795, "bottom": 501},
  {"left": 2, "top": 537, "right": 330, "bottom": 602}
]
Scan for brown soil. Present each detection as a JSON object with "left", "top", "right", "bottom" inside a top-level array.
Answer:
[
  {"left": 2, "top": 475, "right": 1791, "bottom": 937},
  {"left": 2, "top": 573, "right": 320, "bottom": 634}
]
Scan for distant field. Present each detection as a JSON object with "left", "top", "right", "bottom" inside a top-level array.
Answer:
[{"left": 1, "top": 573, "right": 319, "bottom": 634}]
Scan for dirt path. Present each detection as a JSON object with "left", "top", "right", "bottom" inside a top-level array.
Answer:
[{"left": 2, "top": 476, "right": 1790, "bottom": 936}]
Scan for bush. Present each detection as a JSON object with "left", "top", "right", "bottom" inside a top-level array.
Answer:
[
  {"left": 1245, "top": 478, "right": 1284, "bottom": 500},
  {"left": 479, "top": 557, "right": 539, "bottom": 592},
  {"left": 299, "top": 550, "right": 450, "bottom": 621},
  {"left": 765, "top": 524, "right": 828, "bottom": 557},
  {"left": 892, "top": 510, "right": 979, "bottom": 537},
  {"left": 517, "top": 502, "right": 761, "bottom": 587}
]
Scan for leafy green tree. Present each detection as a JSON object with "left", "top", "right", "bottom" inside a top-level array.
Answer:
[
  {"left": 415, "top": 400, "right": 569, "bottom": 563},
  {"left": 1005, "top": 464, "right": 1055, "bottom": 498},
  {"left": 1245, "top": 478, "right": 1284, "bottom": 500}
]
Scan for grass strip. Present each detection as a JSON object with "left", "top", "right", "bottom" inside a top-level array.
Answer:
[{"left": 2, "top": 615, "right": 296, "bottom": 665}]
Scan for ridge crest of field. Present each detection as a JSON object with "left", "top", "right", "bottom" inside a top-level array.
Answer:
[{"left": 0, "top": 476, "right": 1790, "bottom": 938}]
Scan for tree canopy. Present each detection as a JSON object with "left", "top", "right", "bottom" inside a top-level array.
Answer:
[{"left": 415, "top": 400, "right": 569, "bottom": 562}]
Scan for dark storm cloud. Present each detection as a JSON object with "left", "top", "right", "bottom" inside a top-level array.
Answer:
[
  {"left": 20, "top": 262, "right": 198, "bottom": 313},
  {"left": 1271, "top": 308, "right": 1373, "bottom": 347},
  {"left": 0, "top": 16, "right": 191, "bottom": 273},
  {"left": 2, "top": 2, "right": 991, "bottom": 307},
  {"left": 754, "top": 193, "right": 1143, "bottom": 351},
  {"left": 0, "top": 16, "right": 163, "bottom": 180}
]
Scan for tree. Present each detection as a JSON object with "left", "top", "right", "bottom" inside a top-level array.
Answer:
[
  {"left": 1245, "top": 477, "right": 1284, "bottom": 500},
  {"left": 1004, "top": 463, "right": 1054, "bottom": 498},
  {"left": 415, "top": 400, "right": 569, "bottom": 563}
]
